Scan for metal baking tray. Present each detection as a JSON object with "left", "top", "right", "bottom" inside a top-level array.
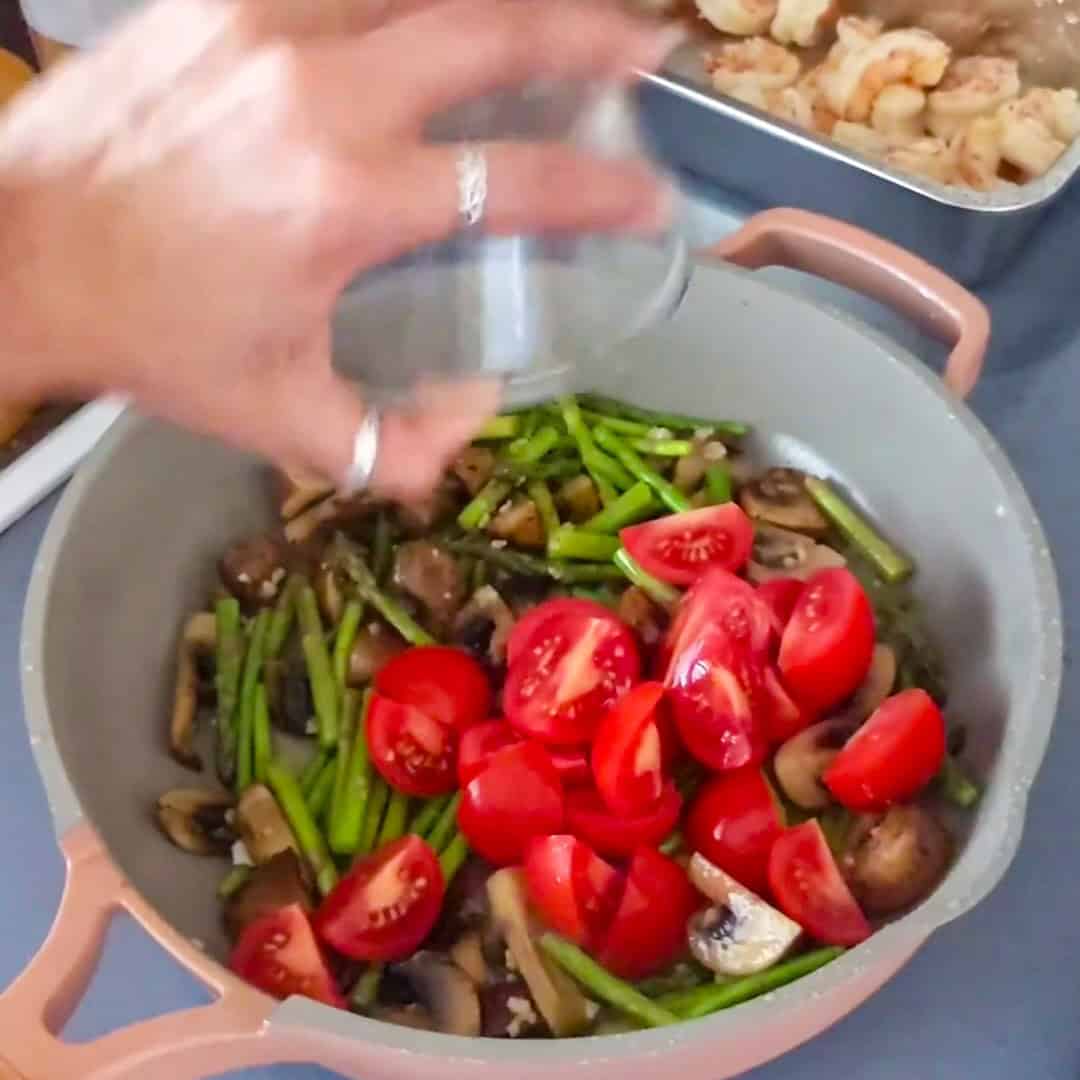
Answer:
[{"left": 638, "top": 42, "right": 1080, "bottom": 285}]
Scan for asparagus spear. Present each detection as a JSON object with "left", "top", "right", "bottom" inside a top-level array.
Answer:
[
  {"left": 328, "top": 689, "right": 374, "bottom": 856},
  {"left": 425, "top": 791, "right": 463, "bottom": 854},
  {"left": 528, "top": 479, "right": 561, "bottom": 541},
  {"left": 358, "top": 776, "right": 391, "bottom": 856},
  {"left": 441, "top": 536, "right": 625, "bottom": 585},
  {"left": 509, "top": 425, "right": 561, "bottom": 465},
  {"left": 629, "top": 437, "right": 694, "bottom": 457},
  {"left": 438, "top": 832, "right": 470, "bottom": 884},
  {"left": 214, "top": 596, "right": 243, "bottom": 787},
  {"left": 235, "top": 609, "right": 271, "bottom": 793},
  {"left": 704, "top": 462, "right": 733, "bottom": 505},
  {"left": 458, "top": 478, "right": 513, "bottom": 531},
  {"left": 547, "top": 526, "right": 620, "bottom": 563},
  {"left": 592, "top": 426, "right": 690, "bottom": 513},
  {"left": 372, "top": 512, "right": 396, "bottom": 585},
  {"left": 475, "top": 415, "right": 521, "bottom": 441},
  {"left": 218, "top": 865, "right": 252, "bottom": 899},
  {"left": 307, "top": 756, "right": 338, "bottom": 820},
  {"left": 409, "top": 793, "right": 453, "bottom": 841},
  {"left": 938, "top": 755, "right": 981, "bottom": 808},
  {"left": 613, "top": 548, "right": 680, "bottom": 610},
  {"left": 266, "top": 573, "right": 303, "bottom": 659},
  {"left": 579, "top": 394, "right": 749, "bottom": 441},
  {"left": 377, "top": 789, "right": 411, "bottom": 846},
  {"left": 299, "top": 748, "right": 331, "bottom": 797},
  {"left": 584, "top": 482, "right": 660, "bottom": 533},
  {"left": 302, "top": 632, "right": 339, "bottom": 752},
  {"left": 252, "top": 683, "right": 273, "bottom": 786},
  {"left": 266, "top": 760, "right": 338, "bottom": 896},
  {"left": 332, "top": 600, "right": 363, "bottom": 689}
]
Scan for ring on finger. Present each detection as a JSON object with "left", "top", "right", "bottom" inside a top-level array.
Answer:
[
  {"left": 456, "top": 144, "right": 488, "bottom": 228},
  {"left": 341, "top": 406, "right": 381, "bottom": 495}
]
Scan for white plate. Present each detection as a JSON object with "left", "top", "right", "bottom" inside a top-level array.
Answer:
[{"left": 0, "top": 397, "right": 126, "bottom": 536}]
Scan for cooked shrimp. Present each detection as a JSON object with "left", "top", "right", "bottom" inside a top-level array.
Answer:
[
  {"left": 831, "top": 120, "right": 893, "bottom": 156},
  {"left": 997, "top": 94, "right": 1069, "bottom": 178},
  {"left": 695, "top": 0, "right": 776, "bottom": 36},
  {"left": 833, "top": 15, "right": 884, "bottom": 53},
  {"left": 1013, "top": 87, "right": 1080, "bottom": 142},
  {"left": 821, "top": 28, "right": 950, "bottom": 122},
  {"left": 705, "top": 37, "right": 801, "bottom": 95},
  {"left": 886, "top": 137, "right": 955, "bottom": 185},
  {"left": 950, "top": 115, "right": 1003, "bottom": 190},
  {"left": 770, "top": 0, "right": 837, "bottom": 47},
  {"left": 797, "top": 65, "right": 841, "bottom": 133},
  {"left": 926, "top": 56, "right": 1020, "bottom": 139},
  {"left": 871, "top": 84, "right": 927, "bottom": 139}
]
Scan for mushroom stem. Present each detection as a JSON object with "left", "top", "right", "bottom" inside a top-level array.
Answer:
[{"left": 169, "top": 611, "right": 217, "bottom": 771}]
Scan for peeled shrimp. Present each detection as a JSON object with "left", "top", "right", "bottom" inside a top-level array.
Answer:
[
  {"left": 695, "top": 0, "right": 776, "bottom": 36},
  {"left": 767, "top": 85, "right": 815, "bottom": 127},
  {"left": 926, "top": 56, "right": 1020, "bottom": 139},
  {"left": 833, "top": 15, "right": 884, "bottom": 53},
  {"left": 885, "top": 137, "right": 956, "bottom": 185},
  {"left": 770, "top": 0, "right": 837, "bottom": 48},
  {"left": 821, "top": 28, "right": 950, "bottom": 122},
  {"left": 950, "top": 115, "right": 1003, "bottom": 190},
  {"left": 997, "top": 92, "right": 1071, "bottom": 178},
  {"left": 705, "top": 37, "right": 801, "bottom": 96},
  {"left": 1012, "top": 87, "right": 1080, "bottom": 142},
  {"left": 871, "top": 84, "right": 927, "bottom": 139},
  {"left": 830, "top": 121, "right": 893, "bottom": 156}
]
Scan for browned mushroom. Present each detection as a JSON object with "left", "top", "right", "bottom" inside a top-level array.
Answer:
[
  {"left": 219, "top": 535, "right": 289, "bottom": 608},
  {"left": 453, "top": 586, "right": 516, "bottom": 666},
  {"left": 169, "top": 611, "right": 217, "bottom": 771},
  {"left": 617, "top": 585, "right": 670, "bottom": 645},
  {"left": 488, "top": 498, "right": 545, "bottom": 550},
  {"left": 842, "top": 804, "right": 953, "bottom": 915},
  {"left": 314, "top": 563, "right": 345, "bottom": 625},
  {"left": 450, "top": 932, "right": 489, "bottom": 987},
  {"left": 480, "top": 976, "right": 547, "bottom": 1038},
  {"left": 393, "top": 952, "right": 482, "bottom": 1036},
  {"left": 156, "top": 789, "right": 234, "bottom": 855},
  {"left": 347, "top": 623, "right": 407, "bottom": 687},
  {"left": 672, "top": 438, "right": 728, "bottom": 493},
  {"left": 773, "top": 718, "right": 857, "bottom": 810},
  {"left": 834, "top": 644, "right": 897, "bottom": 725},
  {"left": 393, "top": 541, "right": 465, "bottom": 627},
  {"left": 453, "top": 447, "right": 496, "bottom": 496},
  {"left": 396, "top": 483, "right": 460, "bottom": 537},
  {"left": 276, "top": 467, "right": 335, "bottom": 523},
  {"left": 284, "top": 491, "right": 379, "bottom": 545},
  {"left": 556, "top": 476, "right": 601, "bottom": 524},
  {"left": 740, "top": 468, "right": 829, "bottom": 536},
  {"left": 747, "top": 523, "right": 846, "bottom": 584},
  {"left": 224, "top": 849, "right": 314, "bottom": 940},
  {"left": 235, "top": 784, "right": 297, "bottom": 865}
]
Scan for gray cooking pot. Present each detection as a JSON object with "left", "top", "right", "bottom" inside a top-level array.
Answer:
[{"left": 0, "top": 209, "right": 1061, "bottom": 1080}]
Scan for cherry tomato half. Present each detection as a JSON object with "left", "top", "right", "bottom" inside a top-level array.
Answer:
[
  {"left": 824, "top": 689, "right": 946, "bottom": 811},
  {"left": 375, "top": 646, "right": 491, "bottom": 733},
  {"left": 778, "top": 568, "right": 874, "bottom": 715},
  {"left": 524, "top": 835, "right": 623, "bottom": 950},
  {"left": 768, "top": 821, "right": 870, "bottom": 947},
  {"left": 368, "top": 694, "right": 457, "bottom": 797},
  {"left": 597, "top": 848, "right": 700, "bottom": 979},
  {"left": 757, "top": 578, "right": 804, "bottom": 638},
  {"left": 457, "top": 720, "right": 521, "bottom": 787},
  {"left": 503, "top": 599, "right": 640, "bottom": 745},
  {"left": 565, "top": 783, "right": 682, "bottom": 859},
  {"left": 314, "top": 836, "right": 445, "bottom": 962},
  {"left": 459, "top": 741, "right": 564, "bottom": 865},
  {"left": 684, "top": 768, "right": 785, "bottom": 896},
  {"left": 759, "top": 665, "right": 809, "bottom": 745},
  {"left": 620, "top": 503, "right": 754, "bottom": 587},
  {"left": 231, "top": 903, "right": 344, "bottom": 1007},
  {"left": 592, "top": 682, "right": 666, "bottom": 816},
  {"left": 549, "top": 747, "right": 592, "bottom": 788}
]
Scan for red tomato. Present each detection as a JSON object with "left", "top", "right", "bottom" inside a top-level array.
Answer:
[
  {"left": 759, "top": 666, "right": 809, "bottom": 744},
  {"left": 664, "top": 570, "right": 775, "bottom": 771},
  {"left": 375, "top": 646, "right": 491, "bottom": 733},
  {"left": 592, "top": 682, "right": 666, "bottom": 816},
  {"left": 549, "top": 748, "right": 592, "bottom": 788},
  {"left": 565, "top": 783, "right": 682, "bottom": 859},
  {"left": 824, "top": 689, "right": 946, "bottom": 811},
  {"left": 503, "top": 598, "right": 640, "bottom": 745},
  {"left": 231, "top": 903, "right": 344, "bottom": 1007},
  {"left": 757, "top": 578, "right": 804, "bottom": 637},
  {"left": 524, "top": 835, "right": 623, "bottom": 949},
  {"left": 457, "top": 720, "right": 521, "bottom": 786},
  {"left": 684, "top": 768, "right": 784, "bottom": 895},
  {"left": 459, "top": 742, "right": 565, "bottom": 865},
  {"left": 368, "top": 694, "right": 457, "bottom": 797},
  {"left": 768, "top": 821, "right": 870, "bottom": 946},
  {"left": 314, "top": 837, "right": 445, "bottom": 962},
  {"left": 597, "top": 848, "right": 700, "bottom": 979},
  {"left": 778, "top": 568, "right": 874, "bottom": 715},
  {"left": 620, "top": 503, "right": 754, "bottom": 586}
]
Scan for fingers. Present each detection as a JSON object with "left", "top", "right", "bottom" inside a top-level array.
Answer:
[{"left": 238, "top": 0, "right": 443, "bottom": 42}]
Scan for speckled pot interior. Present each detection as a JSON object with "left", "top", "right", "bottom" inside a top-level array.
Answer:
[{"left": 20, "top": 257, "right": 1062, "bottom": 1079}]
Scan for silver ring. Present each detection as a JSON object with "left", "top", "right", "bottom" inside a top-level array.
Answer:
[
  {"left": 456, "top": 145, "right": 488, "bottom": 228},
  {"left": 341, "top": 406, "right": 380, "bottom": 495}
]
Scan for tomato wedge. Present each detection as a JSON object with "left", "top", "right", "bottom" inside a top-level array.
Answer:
[
  {"left": 549, "top": 747, "right": 592, "bottom": 788},
  {"left": 524, "top": 835, "right": 623, "bottom": 950},
  {"left": 459, "top": 741, "right": 564, "bottom": 865},
  {"left": 597, "top": 848, "right": 700, "bottom": 979},
  {"left": 375, "top": 646, "right": 491, "bottom": 733},
  {"left": 231, "top": 903, "right": 344, "bottom": 1007},
  {"left": 592, "top": 682, "right": 666, "bottom": 816},
  {"left": 685, "top": 768, "right": 785, "bottom": 895},
  {"left": 314, "top": 836, "right": 445, "bottom": 962},
  {"left": 620, "top": 503, "right": 754, "bottom": 586},
  {"left": 367, "top": 694, "right": 457, "bottom": 797},
  {"left": 824, "top": 689, "right": 946, "bottom": 811},
  {"left": 778, "top": 568, "right": 874, "bottom": 715},
  {"left": 457, "top": 720, "right": 521, "bottom": 787},
  {"left": 759, "top": 665, "right": 809, "bottom": 744},
  {"left": 503, "top": 598, "right": 640, "bottom": 745},
  {"left": 768, "top": 821, "right": 870, "bottom": 946},
  {"left": 757, "top": 578, "right": 804, "bottom": 638},
  {"left": 565, "top": 783, "right": 682, "bottom": 859}
]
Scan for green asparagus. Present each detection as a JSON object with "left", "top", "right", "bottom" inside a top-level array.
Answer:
[
  {"left": 299, "top": 748, "right": 331, "bottom": 797},
  {"left": 218, "top": 865, "right": 252, "bottom": 900},
  {"left": 613, "top": 548, "right": 680, "bottom": 610},
  {"left": 236, "top": 609, "right": 271, "bottom": 794},
  {"left": 266, "top": 574, "right": 303, "bottom": 659},
  {"left": 629, "top": 437, "right": 694, "bottom": 457},
  {"left": 328, "top": 689, "right": 374, "bottom": 856},
  {"left": 267, "top": 760, "right": 338, "bottom": 896},
  {"left": 547, "top": 526, "right": 620, "bottom": 563},
  {"left": 329, "top": 687, "right": 359, "bottom": 837},
  {"left": 214, "top": 596, "right": 243, "bottom": 786},
  {"left": 332, "top": 600, "right": 363, "bottom": 689},
  {"left": 350, "top": 965, "right": 384, "bottom": 1011},
  {"left": 358, "top": 776, "right": 391, "bottom": 856},
  {"left": 475, "top": 415, "right": 521, "bottom": 441},
  {"left": 704, "top": 463, "right": 733, "bottom": 505},
  {"left": 528, "top": 480, "right": 561, "bottom": 541},
  {"left": 302, "top": 631, "right": 339, "bottom": 751},
  {"left": 377, "top": 789, "right": 411, "bottom": 846},
  {"left": 938, "top": 754, "right": 981, "bottom": 808},
  {"left": 409, "top": 793, "right": 452, "bottom": 841},
  {"left": 425, "top": 791, "right": 462, "bottom": 854},
  {"left": 593, "top": 427, "right": 691, "bottom": 513},
  {"left": 252, "top": 682, "right": 273, "bottom": 786},
  {"left": 458, "top": 478, "right": 513, "bottom": 531},
  {"left": 584, "top": 482, "right": 660, "bottom": 533},
  {"left": 372, "top": 512, "right": 395, "bottom": 585},
  {"left": 579, "top": 394, "right": 749, "bottom": 441},
  {"left": 307, "top": 756, "right": 337, "bottom": 821},
  {"left": 509, "top": 425, "right": 561, "bottom": 464},
  {"left": 438, "top": 832, "right": 470, "bottom": 884}
]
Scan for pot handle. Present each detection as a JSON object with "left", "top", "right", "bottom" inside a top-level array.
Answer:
[
  {"left": 707, "top": 207, "right": 990, "bottom": 397},
  {"left": 0, "top": 821, "right": 322, "bottom": 1079}
]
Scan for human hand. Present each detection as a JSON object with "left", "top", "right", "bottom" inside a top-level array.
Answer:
[{"left": 0, "top": 0, "right": 679, "bottom": 500}]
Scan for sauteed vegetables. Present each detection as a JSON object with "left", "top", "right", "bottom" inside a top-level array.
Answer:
[{"left": 156, "top": 394, "right": 979, "bottom": 1036}]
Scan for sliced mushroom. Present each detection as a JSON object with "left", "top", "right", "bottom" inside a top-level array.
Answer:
[
  {"left": 276, "top": 467, "right": 335, "bottom": 523},
  {"left": 396, "top": 483, "right": 459, "bottom": 537},
  {"left": 169, "top": 611, "right": 217, "bottom": 771},
  {"left": 314, "top": 563, "right": 345, "bottom": 625},
  {"left": 616, "top": 585, "right": 669, "bottom": 647},
  {"left": 740, "top": 468, "right": 829, "bottom": 537},
  {"left": 235, "top": 783, "right": 297, "bottom": 865},
  {"left": 393, "top": 540, "right": 465, "bottom": 627},
  {"left": 480, "top": 976, "right": 547, "bottom": 1038},
  {"left": 773, "top": 718, "right": 857, "bottom": 810},
  {"left": 393, "top": 952, "right": 482, "bottom": 1036},
  {"left": 453, "top": 586, "right": 516, "bottom": 666},
  {"left": 224, "top": 848, "right": 313, "bottom": 940},
  {"left": 687, "top": 854, "right": 802, "bottom": 976},
  {"left": 347, "top": 622, "right": 407, "bottom": 687},
  {"left": 453, "top": 446, "right": 496, "bottom": 496},
  {"left": 284, "top": 491, "right": 379, "bottom": 545},
  {"left": 450, "top": 932, "right": 489, "bottom": 986},
  {"left": 747, "top": 523, "right": 846, "bottom": 584},
  {"left": 833, "top": 644, "right": 897, "bottom": 725},
  {"left": 842, "top": 804, "right": 952, "bottom": 915},
  {"left": 674, "top": 445, "right": 708, "bottom": 493},
  {"left": 370, "top": 1005, "right": 437, "bottom": 1030},
  {"left": 219, "top": 535, "right": 289, "bottom": 608},
  {"left": 556, "top": 475, "right": 601, "bottom": 524},
  {"left": 157, "top": 789, "right": 234, "bottom": 855},
  {"left": 486, "top": 868, "right": 591, "bottom": 1036},
  {"left": 489, "top": 497, "right": 545, "bottom": 550}
]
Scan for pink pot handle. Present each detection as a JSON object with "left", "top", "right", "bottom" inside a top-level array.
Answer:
[
  {"left": 707, "top": 208, "right": 990, "bottom": 398},
  {"left": 0, "top": 821, "right": 311, "bottom": 1080}
]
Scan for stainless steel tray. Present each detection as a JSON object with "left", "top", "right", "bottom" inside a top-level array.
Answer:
[{"left": 639, "top": 43, "right": 1080, "bottom": 284}]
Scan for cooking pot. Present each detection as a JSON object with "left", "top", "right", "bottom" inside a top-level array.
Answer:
[{"left": 0, "top": 209, "right": 1061, "bottom": 1080}]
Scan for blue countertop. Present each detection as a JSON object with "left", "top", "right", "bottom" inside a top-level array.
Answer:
[{"left": 2, "top": 179, "right": 1080, "bottom": 1079}]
